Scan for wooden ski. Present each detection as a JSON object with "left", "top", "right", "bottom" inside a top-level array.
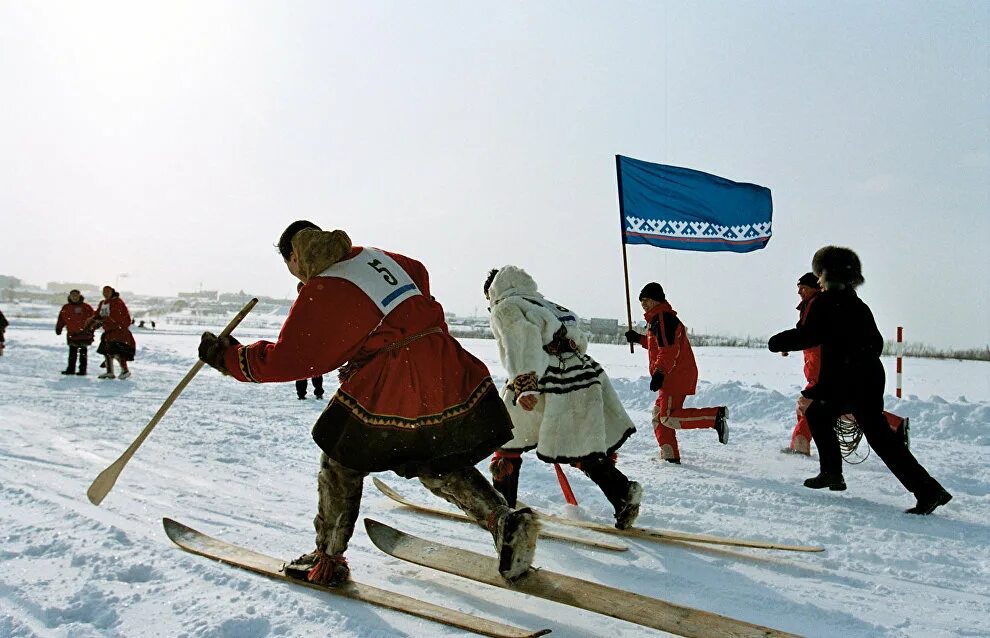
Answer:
[
  {"left": 372, "top": 478, "right": 628, "bottom": 552},
  {"left": 365, "top": 518, "right": 802, "bottom": 638},
  {"left": 163, "top": 518, "right": 550, "bottom": 638},
  {"left": 519, "top": 502, "right": 824, "bottom": 553}
]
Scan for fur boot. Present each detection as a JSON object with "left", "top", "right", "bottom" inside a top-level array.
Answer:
[
  {"left": 490, "top": 507, "right": 539, "bottom": 581},
  {"left": 420, "top": 466, "right": 539, "bottom": 580}
]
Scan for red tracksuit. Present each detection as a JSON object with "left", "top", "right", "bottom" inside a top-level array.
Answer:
[{"left": 636, "top": 302, "right": 721, "bottom": 460}]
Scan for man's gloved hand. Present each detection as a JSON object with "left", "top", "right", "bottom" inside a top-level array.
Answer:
[
  {"left": 625, "top": 330, "right": 642, "bottom": 344},
  {"left": 56, "top": 328, "right": 62, "bottom": 336},
  {"left": 649, "top": 370, "right": 665, "bottom": 392},
  {"left": 199, "top": 332, "right": 240, "bottom": 375}
]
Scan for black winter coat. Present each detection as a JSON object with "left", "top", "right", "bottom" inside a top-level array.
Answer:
[{"left": 768, "top": 288, "right": 885, "bottom": 412}]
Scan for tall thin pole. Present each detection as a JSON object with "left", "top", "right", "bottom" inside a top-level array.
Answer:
[
  {"left": 616, "top": 155, "right": 635, "bottom": 353},
  {"left": 896, "top": 326, "right": 903, "bottom": 399}
]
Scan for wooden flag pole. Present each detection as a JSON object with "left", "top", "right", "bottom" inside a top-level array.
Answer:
[
  {"left": 87, "top": 298, "right": 259, "bottom": 506},
  {"left": 616, "top": 155, "right": 635, "bottom": 353}
]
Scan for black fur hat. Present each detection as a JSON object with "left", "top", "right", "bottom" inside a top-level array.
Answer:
[
  {"left": 812, "top": 246, "right": 864, "bottom": 288},
  {"left": 797, "top": 272, "right": 820, "bottom": 289},
  {"left": 483, "top": 268, "right": 499, "bottom": 298},
  {"left": 639, "top": 282, "right": 666, "bottom": 302}
]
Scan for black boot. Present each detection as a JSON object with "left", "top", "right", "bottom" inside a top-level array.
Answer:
[
  {"left": 906, "top": 488, "right": 952, "bottom": 515},
  {"left": 578, "top": 457, "right": 640, "bottom": 528},
  {"left": 490, "top": 456, "right": 522, "bottom": 508},
  {"left": 803, "top": 472, "right": 847, "bottom": 491},
  {"left": 62, "top": 346, "right": 78, "bottom": 375},
  {"left": 77, "top": 348, "right": 87, "bottom": 375}
]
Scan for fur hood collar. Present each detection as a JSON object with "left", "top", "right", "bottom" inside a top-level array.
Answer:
[
  {"left": 292, "top": 228, "right": 354, "bottom": 281},
  {"left": 487, "top": 266, "right": 539, "bottom": 304},
  {"left": 644, "top": 301, "right": 676, "bottom": 322}
]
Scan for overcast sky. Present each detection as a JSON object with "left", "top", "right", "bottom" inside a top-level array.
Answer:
[{"left": 1, "top": 1, "right": 987, "bottom": 348}]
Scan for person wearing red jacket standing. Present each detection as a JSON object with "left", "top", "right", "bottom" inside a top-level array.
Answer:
[
  {"left": 90, "top": 286, "right": 136, "bottom": 380},
  {"left": 55, "top": 289, "right": 95, "bottom": 375},
  {"left": 197, "top": 221, "right": 537, "bottom": 587},
  {"left": 780, "top": 273, "right": 909, "bottom": 455},
  {"left": 625, "top": 283, "right": 728, "bottom": 463}
]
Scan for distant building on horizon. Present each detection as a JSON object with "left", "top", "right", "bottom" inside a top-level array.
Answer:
[
  {"left": 178, "top": 290, "right": 219, "bottom": 301},
  {"left": 46, "top": 281, "right": 100, "bottom": 295}
]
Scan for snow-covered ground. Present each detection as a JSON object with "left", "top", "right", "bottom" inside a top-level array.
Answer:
[{"left": 1, "top": 320, "right": 988, "bottom": 638}]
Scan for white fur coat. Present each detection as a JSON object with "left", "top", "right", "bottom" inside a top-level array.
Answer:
[{"left": 487, "top": 266, "right": 635, "bottom": 462}]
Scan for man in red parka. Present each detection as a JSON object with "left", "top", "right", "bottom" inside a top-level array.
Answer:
[
  {"left": 780, "top": 273, "right": 909, "bottom": 455},
  {"left": 198, "top": 221, "right": 538, "bottom": 587},
  {"left": 56, "top": 289, "right": 95, "bottom": 375},
  {"left": 625, "top": 282, "right": 728, "bottom": 463}
]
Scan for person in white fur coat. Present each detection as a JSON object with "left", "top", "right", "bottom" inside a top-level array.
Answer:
[{"left": 484, "top": 266, "right": 642, "bottom": 529}]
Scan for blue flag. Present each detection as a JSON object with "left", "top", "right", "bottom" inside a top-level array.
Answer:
[{"left": 617, "top": 155, "right": 773, "bottom": 253}]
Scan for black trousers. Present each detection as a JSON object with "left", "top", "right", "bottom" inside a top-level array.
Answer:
[
  {"left": 296, "top": 376, "right": 325, "bottom": 398},
  {"left": 66, "top": 346, "right": 88, "bottom": 373},
  {"left": 806, "top": 399, "right": 943, "bottom": 498},
  {"left": 493, "top": 455, "right": 630, "bottom": 512}
]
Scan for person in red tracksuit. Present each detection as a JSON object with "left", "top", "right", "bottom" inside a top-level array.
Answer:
[
  {"left": 56, "top": 289, "right": 95, "bottom": 375},
  {"left": 625, "top": 282, "right": 728, "bottom": 463},
  {"left": 780, "top": 273, "right": 909, "bottom": 455}
]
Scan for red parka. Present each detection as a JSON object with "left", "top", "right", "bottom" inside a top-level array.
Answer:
[
  {"left": 798, "top": 292, "right": 822, "bottom": 384},
  {"left": 56, "top": 296, "right": 96, "bottom": 346},
  {"left": 221, "top": 241, "right": 511, "bottom": 478},
  {"left": 93, "top": 295, "right": 136, "bottom": 350},
  {"left": 636, "top": 302, "right": 699, "bottom": 396}
]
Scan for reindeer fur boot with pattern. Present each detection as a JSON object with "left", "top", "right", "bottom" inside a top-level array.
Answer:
[{"left": 419, "top": 465, "right": 538, "bottom": 580}]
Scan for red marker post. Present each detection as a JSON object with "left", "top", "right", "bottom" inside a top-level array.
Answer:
[{"left": 896, "top": 326, "right": 904, "bottom": 399}]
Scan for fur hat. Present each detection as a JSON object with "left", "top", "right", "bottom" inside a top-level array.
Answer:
[
  {"left": 797, "top": 272, "right": 820, "bottom": 289},
  {"left": 639, "top": 282, "right": 666, "bottom": 302},
  {"left": 812, "top": 246, "right": 864, "bottom": 288},
  {"left": 291, "top": 228, "right": 353, "bottom": 281}
]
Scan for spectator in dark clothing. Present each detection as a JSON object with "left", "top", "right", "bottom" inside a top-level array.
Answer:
[
  {"left": 768, "top": 246, "right": 951, "bottom": 515},
  {"left": 296, "top": 376, "right": 325, "bottom": 400},
  {"left": 293, "top": 281, "right": 325, "bottom": 400},
  {"left": 0, "top": 307, "right": 7, "bottom": 357}
]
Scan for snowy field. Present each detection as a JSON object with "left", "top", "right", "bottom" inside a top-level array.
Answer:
[{"left": 1, "top": 319, "right": 988, "bottom": 638}]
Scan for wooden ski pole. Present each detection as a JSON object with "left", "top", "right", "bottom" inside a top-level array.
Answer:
[
  {"left": 87, "top": 298, "right": 258, "bottom": 506},
  {"left": 554, "top": 463, "right": 579, "bottom": 506}
]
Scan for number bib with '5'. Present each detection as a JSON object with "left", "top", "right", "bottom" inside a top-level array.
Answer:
[{"left": 317, "top": 248, "right": 422, "bottom": 314}]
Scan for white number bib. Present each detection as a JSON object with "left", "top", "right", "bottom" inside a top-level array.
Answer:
[{"left": 318, "top": 248, "right": 422, "bottom": 314}]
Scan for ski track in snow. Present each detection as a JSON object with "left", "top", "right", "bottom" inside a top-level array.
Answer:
[{"left": 1, "top": 321, "right": 988, "bottom": 638}]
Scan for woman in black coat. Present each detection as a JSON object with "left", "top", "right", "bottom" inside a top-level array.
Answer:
[{"left": 768, "top": 246, "right": 951, "bottom": 515}]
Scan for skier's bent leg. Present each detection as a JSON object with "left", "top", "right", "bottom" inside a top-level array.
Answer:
[
  {"left": 419, "top": 466, "right": 538, "bottom": 580},
  {"left": 419, "top": 465, "right": 508, "bottom": 527},
  {"left": 293, "top": 453, "right": 365, "bottom": 585},
  {"left": 576, "top": 456, "right": 641, "bottom": 529}
]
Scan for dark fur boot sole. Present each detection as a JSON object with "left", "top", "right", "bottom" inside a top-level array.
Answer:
[
  {"left": 614, "top": 481, "right": 643, "bottom": 530},
  {"left": 497, "top": 508, "right": 539, "bottom": 580}
]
